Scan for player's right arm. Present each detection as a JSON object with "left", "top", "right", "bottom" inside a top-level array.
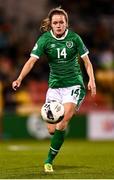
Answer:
[
  {"left": 12, "top": 34, "right": 45, "bottom": 90},
  {"left": 12, "top": 57, "right": 37, "bottom": 90}
]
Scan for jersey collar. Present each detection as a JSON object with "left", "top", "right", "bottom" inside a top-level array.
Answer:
[{"left": 50, "top": 29, "right": 68, "bottom": 40}]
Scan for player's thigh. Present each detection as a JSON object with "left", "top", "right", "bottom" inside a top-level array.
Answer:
[
  {"left": 45, "top": 88, "right": 62, "bottom": 103},
  {"left": 63, "top": 102, "right": 76, "bottom": 121},
  {"left": 56, "top": 102, "right": 76, "bottom": 130},
  {"left": 62, "top": 85, "right": 86, "bottom": 110}
]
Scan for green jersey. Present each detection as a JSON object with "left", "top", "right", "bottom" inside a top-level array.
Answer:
[{"left": 31, "top": 29, "right": 89, "bottom": 88}]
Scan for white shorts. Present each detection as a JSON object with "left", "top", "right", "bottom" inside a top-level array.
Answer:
[{"left": 45, "top": 85, "right": 86, "bottom": 108}]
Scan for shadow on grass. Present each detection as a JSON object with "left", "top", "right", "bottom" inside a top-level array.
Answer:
[
  {"left": 39, "top": 164, "right": 92, "bottom": 177},
  {"left": 1, "top": 165, "right": 92, "bottom": 179},
  {"left": 55, "top": 164, "right": 92, "bottom": 170}
]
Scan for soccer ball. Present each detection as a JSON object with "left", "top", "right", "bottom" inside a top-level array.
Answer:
[{"left": 41, "top": 101, "right": 64, "bottom": 124}]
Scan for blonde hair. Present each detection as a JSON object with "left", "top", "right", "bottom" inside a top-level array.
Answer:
[{"left": 40, "top": 7, "right": 69, "bottom": 32}]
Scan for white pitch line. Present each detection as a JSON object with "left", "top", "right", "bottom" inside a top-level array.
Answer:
[{"left": 7, "top": 145, "right": 30, "bottom": 151}]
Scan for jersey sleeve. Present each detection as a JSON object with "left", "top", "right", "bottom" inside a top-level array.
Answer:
[
  {"left": 76, "top": 35, "right": 89, "bottom": 58},
  {"left": 30, "top": 36, "right": 45, "bottom": 59}
]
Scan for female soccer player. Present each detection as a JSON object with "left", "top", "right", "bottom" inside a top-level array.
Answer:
[{"left": 12, "top": 7, "right": 96, "bottom": 172}]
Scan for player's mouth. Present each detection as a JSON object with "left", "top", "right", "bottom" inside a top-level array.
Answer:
[{"left": 56, "top": 29, "right": 62, "bottom": 32}]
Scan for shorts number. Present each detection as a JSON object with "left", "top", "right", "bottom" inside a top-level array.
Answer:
[{"left": 71, "top": 88, "right": 80, "bottom": 97}]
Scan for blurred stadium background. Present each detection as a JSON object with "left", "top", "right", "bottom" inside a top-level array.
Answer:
[{"left": 0, "top": 0, "right": 114, "bottom": 140}]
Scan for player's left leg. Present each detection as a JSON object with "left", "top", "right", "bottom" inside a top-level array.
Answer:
[
  {"left": 44, "top": 124, "right": 56, "bottom": 172},
  {"left": 44, "top": 102, "right": 76, "bottom": 172},
  {"left": 44, "top": 85, "right": 85, "bottom": 172},
  {"left": 46, "top": 123, "right": 56, "bottom": 135}
]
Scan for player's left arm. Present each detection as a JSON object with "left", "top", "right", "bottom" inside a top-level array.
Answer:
[{"left": 82, "top": 54, "right": 96, "bottom": 97}]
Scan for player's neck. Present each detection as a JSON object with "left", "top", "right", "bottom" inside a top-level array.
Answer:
[
  {"left": 50, "top": 29, "right": 68, "bottom": 40},
  {"left": 56, "top": 30, "right": 66, "bottom": 38}
]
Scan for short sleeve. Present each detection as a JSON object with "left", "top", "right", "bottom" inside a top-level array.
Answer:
[
  {"left": 76, "top": 35, "right": 89, "bottom": 57},
  {"left": 30, "top": 36, "right": 45, "bottom": 59}
]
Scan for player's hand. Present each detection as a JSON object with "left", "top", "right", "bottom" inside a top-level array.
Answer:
[
  {"left": 12, "top": 79, "right": 21, "bottom": 91},
  {"left": 88, "top": 80, "right": 96, "bottom": 97}
]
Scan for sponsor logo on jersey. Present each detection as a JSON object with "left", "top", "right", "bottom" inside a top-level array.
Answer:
[{"left": 66, "top": 41, "right": 73, "bottom": 48}]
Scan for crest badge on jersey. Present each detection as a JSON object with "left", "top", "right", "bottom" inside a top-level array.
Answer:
[{"left": 66, "top": 41, "right": 73, "bottom": 48}]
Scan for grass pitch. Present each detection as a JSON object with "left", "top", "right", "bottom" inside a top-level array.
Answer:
[{"left": 0, "top": 139, "right": 114, "bottom": 179}]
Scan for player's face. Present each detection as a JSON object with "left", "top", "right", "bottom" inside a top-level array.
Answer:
[{"left": 51, "top": 14, "right": 67, "bottom": 37}]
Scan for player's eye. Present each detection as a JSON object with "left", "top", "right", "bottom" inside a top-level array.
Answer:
[
  {"left": 53, "top": 21, "right": 57, "bottom": 25},
  {"left": 59, "top": 21, "right": 64, "bottom": 24}
]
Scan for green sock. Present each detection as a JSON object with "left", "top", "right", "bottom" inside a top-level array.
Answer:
[{"left": 45, "top": 129, "right": 65, "bottom": 164}]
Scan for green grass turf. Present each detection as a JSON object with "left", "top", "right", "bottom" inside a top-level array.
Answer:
[{"left": 0, "top": 139, "right": 114, "bottom": 179}]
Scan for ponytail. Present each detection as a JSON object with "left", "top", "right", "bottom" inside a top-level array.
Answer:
[{"left": 40, "top": 17, "right": 51, "bottom": 32}]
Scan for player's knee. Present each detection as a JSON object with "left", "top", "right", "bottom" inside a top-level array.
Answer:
[
  {"left": 47, "top": 125, "right": 56, "bottom": 135},
  {"left": 48, "top": 129, "right": 55, "bottom": 135},
  {"left": 56, "top": 120, "right": 68, "bottom": 131},
  {"left": 49, "top": 132, "right": 55, "bottom": 135}
]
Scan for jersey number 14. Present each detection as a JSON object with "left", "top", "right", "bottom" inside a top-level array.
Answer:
[{"left": 57, "top": 48, "right": 67, "bottom": 59}]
